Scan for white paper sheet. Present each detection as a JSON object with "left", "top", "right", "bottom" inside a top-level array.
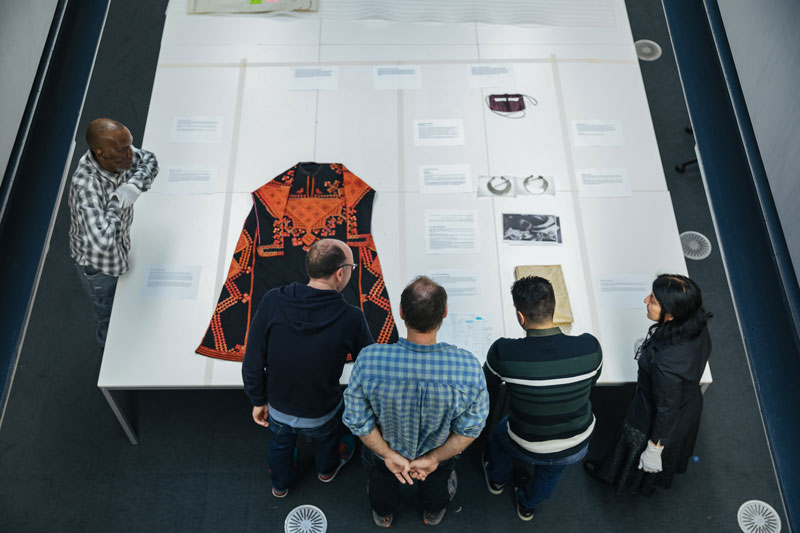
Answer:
[
  {"left": 166, "top": 166, "right": 215, "bottom": 183},
  {"left": 418, "top": 164, "right": 472, "bottom": 193},
  {"left": 187, "top": 0, "right": 318, "bottom": 14},
  {"left": 141, "top": 266, "right": 202, "bottom": 300},
  {"left": 170, "top": 117, "right": 224, "bottom": 143},
  {"left": 413, "top": 119, "right": 465, "bottom": 146},
  {"left": 597, "top": 276, "right": 650, "bottom": 309},
  {"left": 290, "top": 66, "right": 340, "bottom": 91},
  {"left": 320, "top": 0, "right": 617, "bottom": 26},
  {"left": 425, "top": 269, "right": 479, "bottom": 298},
  {"left": 571, "top": 120, "right": 624, "bottom": 147},
  {"left": 468, "top": 64, "right": 515, "bottom": 88},
  {"left": 437, "top": 313, "right": 493, "bottom": 359},
  {"left": 374, "top": 65, "right": 421, "bottom": 90},
  {"left": 424, "top": 209, "right": 479, "bottom": 254},
  {"left": 577, "top": 168, "right": 631, "bottom": 197}
]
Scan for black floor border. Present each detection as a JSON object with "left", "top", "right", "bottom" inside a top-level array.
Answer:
[
  {"left": 0, "top": 0, "right": 111, "bottom": 425},
  {"left": 663, "top": 0, "right": 800, "bottom": 527}
]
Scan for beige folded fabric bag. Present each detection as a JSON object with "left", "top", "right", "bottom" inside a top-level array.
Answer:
[{"left": 514, "top": 265, "right": 574, "bottom": 331}]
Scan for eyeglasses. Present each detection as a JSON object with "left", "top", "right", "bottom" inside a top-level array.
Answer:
[{"left": 339, "top": 263, "right": 357, "bottom": 272}]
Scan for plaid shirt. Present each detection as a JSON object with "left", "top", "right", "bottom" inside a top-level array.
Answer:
[
  {"left": 343, "top": 338, "right": 489, "bottom": 460},
  {"left": 68, "top": 148, "right": 158, "bottom": 276}
]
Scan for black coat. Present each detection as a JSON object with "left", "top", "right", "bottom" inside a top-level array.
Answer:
[{"left": 626, "top": 327, "right": 712, "bottom": 447}]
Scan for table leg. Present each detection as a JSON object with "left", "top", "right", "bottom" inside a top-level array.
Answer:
[{"left": 100, "top": 388, "right": 139, "bottom": 445}]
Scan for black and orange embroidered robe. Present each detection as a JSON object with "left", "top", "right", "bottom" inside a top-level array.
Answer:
[{"left": 196, "top": 162, "right": 398, "bottom": 361}]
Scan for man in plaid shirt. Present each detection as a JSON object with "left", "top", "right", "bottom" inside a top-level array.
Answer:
[
  {"left": 343, "top": 276, "right": 489, "bottom": 528},
  {"left": 68, "top": 118, "right": 158, "bottom": 347}
]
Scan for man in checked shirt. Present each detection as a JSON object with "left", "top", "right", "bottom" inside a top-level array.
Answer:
[
  {"left": 68, "top": 118, "right": 158, "bottom": 347},
  {"left": 343, "top": 276, "right": 489, "bottom": 528}
]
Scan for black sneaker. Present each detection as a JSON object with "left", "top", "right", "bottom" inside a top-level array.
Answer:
[
  {"left": 514, "top": 487, "right": 535, "bottom": 521},
  {"left": 481, "top": 451, "right": 505, "bottom": 495}
]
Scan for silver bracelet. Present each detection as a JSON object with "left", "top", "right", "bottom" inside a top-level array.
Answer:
[
  {"left": 523, "top": 175, "right": 548, "bottom": 195},
  {"left": 487, "top": 176, "right": 512, "bottom": 195}
]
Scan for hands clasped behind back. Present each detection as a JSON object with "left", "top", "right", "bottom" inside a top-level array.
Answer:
[
  {"left": 384, "top": 449, "right": 415, "bottom": 485},
  {"left": 384, "top": 450, "right": 440, "bottom": 484}
]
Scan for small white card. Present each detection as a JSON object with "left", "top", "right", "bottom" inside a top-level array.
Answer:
[
  {"left": 158, "top": 166, "right": 217, "bottom": 193},
  {"left": 437, "top": 313, "right": 494, "bottom": 360},
  {"left": 413, "top": 119, "right": 465, "bottom": 146},
  {"left": 170, "top": 117, "right": 223, "bottom": 144},
  {"left": 571, "top": 120, "right": 624, "bottom": 147},
  {"left": 598, "top": 276, "right": 650, "bottom": 308},
  {"left": 290, "top": 66, "right": 339, "bottom": 91},
  {"left": 424, "top": 209, "right": 479, "bottom": 254},
  {"left": 577, "top": 168, "right": 632, "bottom": 197},
  {"left": 468, "top": 64, "right": 515, "bottom": 88},
  {"left": 374, "top": 65, "right": 421, "bottom": 90},
  {"left": 167, "top": 166, "right": 214, "bottom": 183},
  {"left": 426, "top": 269, "right": 480, "bottom": 298},
  {"left": 418, "top": 164, "right": 472, "bottom": 193},
  {"left": 142, "top": 266, "right": 202, "bottom": 300}
]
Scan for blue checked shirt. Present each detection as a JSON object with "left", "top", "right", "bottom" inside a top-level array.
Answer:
[{"left": 343, "top": 338, "right": 489, "bottom": 460}]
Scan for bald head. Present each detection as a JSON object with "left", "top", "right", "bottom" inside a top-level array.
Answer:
[
  {"left": 86, "top": 118, "right": 133, "bottom": 172},
  {"left": 86, "top": 118, "right": 126, "bottom": 150},
  {"left": 306, "top": 239, "right": 351, "bottom": 280},
  {"left": 400, "top": 276, "right": 448, "bottom": 333}
]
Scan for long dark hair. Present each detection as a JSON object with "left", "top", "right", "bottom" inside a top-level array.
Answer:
[{"left": 647, "top": 274, "right": 712, "bottom": 346}]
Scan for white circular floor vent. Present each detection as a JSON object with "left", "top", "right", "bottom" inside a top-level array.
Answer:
[
  {"left": 680, "top": 231, "right": 712, "bottom": 260},
  {"left": 737, "top": 500, "right": 781, "bottom": 533},
  {"left": 285, "top": 505, "right": 327, "bottom": 533},
  {"left": 635, "top": 39, "right": 662, "bottom": 61}
]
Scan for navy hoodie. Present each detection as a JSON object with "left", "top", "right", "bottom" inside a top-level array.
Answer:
[{"left": 242, "top": 282, "right": 374, "bottom": 418}]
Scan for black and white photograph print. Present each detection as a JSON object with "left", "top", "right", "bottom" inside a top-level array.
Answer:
[{"left": 502, "top": 213, "right": 562, "bottom": 243}]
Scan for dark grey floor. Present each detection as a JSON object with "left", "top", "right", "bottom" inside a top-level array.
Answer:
[{"left": 0, "top": 1, "right": 789, "bottom": 531}]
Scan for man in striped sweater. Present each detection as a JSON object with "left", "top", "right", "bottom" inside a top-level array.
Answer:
[{"left": 482, "top": 276, "right": 603, "bottom": 521}]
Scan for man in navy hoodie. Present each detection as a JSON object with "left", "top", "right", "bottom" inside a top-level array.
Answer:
[{"left": 242, "top": 238, "right": 374, "bottom": 498}]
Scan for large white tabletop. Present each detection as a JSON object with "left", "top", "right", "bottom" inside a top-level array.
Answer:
[{"left": 97, "top": 0, "right": 710, "bottom": 442}]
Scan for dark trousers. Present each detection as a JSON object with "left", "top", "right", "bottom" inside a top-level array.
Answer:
[
  {"left": 75, "top": 264, "right": 118, "bottom": 347},
  {"left": 362, "top": 447, "right": 456, "bottom": 517},
  {"left": 267, "top": 410, "right": 342, "bottom": 491},
  {"left": 487, "top": 416, "right": 588, "bottom": 510}
]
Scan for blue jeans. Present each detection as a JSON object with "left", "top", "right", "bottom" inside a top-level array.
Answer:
[
  {"left": 267, "top": 410, "right": 342, "bottom": 491},
  {"left": 75, "top": 264, "right": 118, "bottom": 347},
  {"left": 487, "top": 416, "right": 588, "bottom": 510}
]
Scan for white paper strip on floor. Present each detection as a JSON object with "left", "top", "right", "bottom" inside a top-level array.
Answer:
[{"left": 320, "top": 0, "right": 616, "bottom": 26}]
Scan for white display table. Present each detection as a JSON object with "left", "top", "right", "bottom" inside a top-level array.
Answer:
[{"left": 98, "top": 0, "right": 710, "bottom": 444}]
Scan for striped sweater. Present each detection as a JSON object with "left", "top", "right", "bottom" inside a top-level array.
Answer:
[{"left": 484, "top": 327, "right": 603, "bottom": 458}]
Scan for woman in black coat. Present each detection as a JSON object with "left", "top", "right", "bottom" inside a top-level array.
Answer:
[{"left": 584, "top": 274, "right": 712, "bottom": 494}]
